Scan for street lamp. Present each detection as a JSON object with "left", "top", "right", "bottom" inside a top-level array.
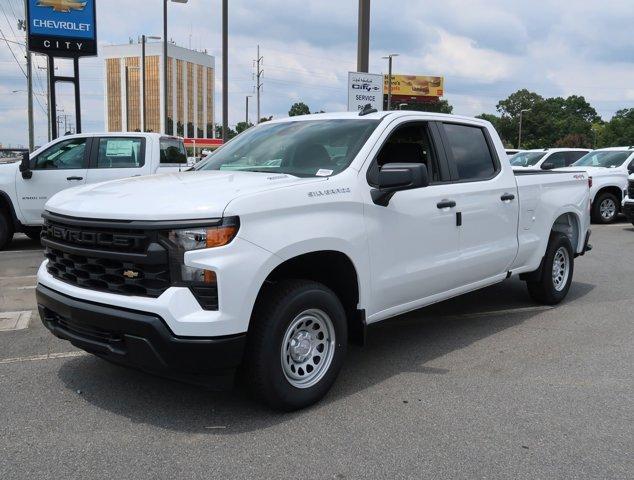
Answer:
[
  {"left": 518, "top": 108, "right": 530, "bottom": 149},
  {"left": 163, "top": 0, "right": 189, "bottom": 135},
  {"left": 141, "top": 34, "right": 162, "bottom": 132},
  {"left": 382, "top": 53, "right": 399, "bottom": 110}
]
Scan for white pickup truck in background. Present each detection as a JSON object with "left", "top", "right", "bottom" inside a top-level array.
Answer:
[
  {"left": 36, "top": 111, "right": 592, "bottom": 410},
  {"left": 0, "top": 133, "right": 188, "bottom": 249},
  {"left": 509, "top": 148, "right": 590, "bottom": 171},
  {"left": 623, "top": 173, "right": 634, "bottom": 225},
  {"left": 557, "top": 147, "right": 634, "bottom": 224}
]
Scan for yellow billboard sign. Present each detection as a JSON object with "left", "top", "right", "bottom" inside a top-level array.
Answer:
[{"left": 384, "top": 75, "right": 444, "bottom": 97}]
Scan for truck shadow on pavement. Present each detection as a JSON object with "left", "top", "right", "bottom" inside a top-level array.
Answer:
[{"left": 56, "top": 278, "right": 594, "bottom": 434}]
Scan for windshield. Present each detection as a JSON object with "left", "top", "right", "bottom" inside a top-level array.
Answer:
[
  {"left": 572, "top": 151, "right": 631, "bottom": 168},
  {"left": 194, "top": 119, "right": 379, "bottom": 177},
  {"left": 509, "top": 151, "right": 547, "bottom": 167}
]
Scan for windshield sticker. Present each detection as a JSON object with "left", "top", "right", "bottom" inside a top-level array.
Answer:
[
  {"left": 308, "top": 187, "right": 351, "bottom": 198},
  {"left": 315, "top": 169, "right": 334, "bottom": 177}
]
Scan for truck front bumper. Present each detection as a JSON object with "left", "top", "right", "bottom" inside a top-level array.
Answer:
[{"left": 37, "top": 284, "right": 246, "bottom": 389}]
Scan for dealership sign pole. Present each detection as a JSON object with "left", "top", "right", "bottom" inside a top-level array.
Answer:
[
  {"left": 26, "top": 0, "right": 98, "bottom": 139},
  {"left": 347, "top": 72, "right": 383, "bottom": 113}
]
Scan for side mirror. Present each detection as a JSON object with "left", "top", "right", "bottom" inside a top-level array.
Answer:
[
  {"left": 371, "top": 163, "right": 429, "bottom": 206},
  {"left": 19, "top": 152, "right": 32, "bottom": 179},
  {"left": 541, "top": 162, "right": 555, "bottom": 170}
]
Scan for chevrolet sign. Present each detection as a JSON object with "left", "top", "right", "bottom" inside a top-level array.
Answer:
[{"left": 27, "top": 0, "right": 97, "bottom": 57}]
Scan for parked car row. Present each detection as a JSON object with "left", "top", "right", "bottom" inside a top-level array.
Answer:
[{"left": 508, "top": 147, "right": 634, "bottom": 224}]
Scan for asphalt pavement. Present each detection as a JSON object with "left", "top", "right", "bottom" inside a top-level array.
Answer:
[{"left": 1, "top": 224, "right": 632, "bottom": 479}]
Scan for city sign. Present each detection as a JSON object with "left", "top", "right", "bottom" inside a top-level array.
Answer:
[
  {"left": 347, "top": 72, "right": 384, "bottom": 112},
  {"left": 384, "top": 75, "right": 444, "bottom": 97},
  {"left": 27, "top": 0, "right": 97, "bottom": 57}
]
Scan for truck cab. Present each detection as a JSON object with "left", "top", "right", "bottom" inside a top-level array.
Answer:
[{"left": 0, "top": 133, "right": 187, "bottom": 249}]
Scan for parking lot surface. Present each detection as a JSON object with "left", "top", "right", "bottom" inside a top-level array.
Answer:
[{"left": 1, "top": 224, "right": 633, "bottom": 479}]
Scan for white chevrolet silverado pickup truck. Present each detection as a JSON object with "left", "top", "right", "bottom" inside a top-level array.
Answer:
[
  {"left": 557, "top": 147, "right": 634, "bottom": 224},
  {"left": 0, "top": 132, "right": 188, "bottom": 249},
  {"left": 36, "top": 111, "right": 592, "bottom": 410}
]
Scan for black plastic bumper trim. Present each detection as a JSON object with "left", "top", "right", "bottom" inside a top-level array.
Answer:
[{"left": 36, "top": 284, "right": 246, "bottom": 388}]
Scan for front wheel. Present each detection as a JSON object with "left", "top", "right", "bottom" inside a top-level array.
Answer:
[
  {"left": 592, "top": 192, "right": 619, "bottom": 224},
  {"left": 243, "top": 280, "right": 347, "bottom": 411},
  {"left": 526, "top": 232, "right": 574, "bottom": 305}
]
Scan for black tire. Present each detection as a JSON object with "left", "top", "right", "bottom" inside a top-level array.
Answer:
[
  {"left": 0, "top": 211, "right": 14, "bottom": 251},
  {"left": 243, "top": 279, "right": 348, "bottom": 411},
  {"left": 591, "top": 192, "right": 619, "bottom": 224},
  {"left": 526, "top": 232, "right": 574, "bottom": 305},
  {"left": 24, "top": 227, "right": 42, "bottom": 242}
]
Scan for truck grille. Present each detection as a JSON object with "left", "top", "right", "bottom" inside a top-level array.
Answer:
[
  {"left": 629, "top": 179, "right": 634, "bottom": 199},
  {"left": 42, "top": 214, "right": 171, "bottom": 298}
]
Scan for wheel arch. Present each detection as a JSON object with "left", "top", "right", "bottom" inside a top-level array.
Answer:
[
  {"left": 551, "top": 211, "right": 581, "bottom": 253},
  {"left": 593, "top": 185, "right": 623, "bottom": 206},
  {"left": 251, "top": 250, "right": 366, "bottom": 345},
  {"left": 0, "top": 190, "right": 21, "bottom": 230}
]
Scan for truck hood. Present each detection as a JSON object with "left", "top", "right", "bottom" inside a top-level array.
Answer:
[{"left": 45, "top": 170, "right": 323, "bottom": 220}]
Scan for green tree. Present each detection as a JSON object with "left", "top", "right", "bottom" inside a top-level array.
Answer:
[
  {"left": 259, "top": 116, "right": 273, "bottom": 123},
  {"left": 402, "top": 99, "right": 453, "bottom": 114},
  {"left": 235, "top": 121, "right": 253, "bottom": 134},
  {"left": 289, "top": 102, "right": 310, "bottom": 117},
  {"left": 597, "top": 108, "right": 634, "bottom": 147},
  {"left": 214, "top": 124, "right": 237, "bottom": 140},
  {"left": 478, "top": 89, "right": 600, "bottom": 149}
]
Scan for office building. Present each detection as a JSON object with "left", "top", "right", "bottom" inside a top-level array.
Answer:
[{"left": 103, "top": 41, "right": 215, "bottom": 138}]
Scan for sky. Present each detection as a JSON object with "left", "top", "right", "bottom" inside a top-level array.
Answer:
[{"left": 1, "top": 0, "right": 633, "bottom": 147}]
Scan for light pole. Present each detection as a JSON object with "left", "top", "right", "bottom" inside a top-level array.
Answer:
[
  {"left": 245, "top": 95, "right": 252, "bottom": 126},
  {"left": 222, "top": 0, "right": 228, "bottom": 142},
  {"left": 163, "top": 0, "right": 188, "bottom": 135},
  {"left": 141, "top": 35, "right": 161, "bottom": 132},
  {"left": 382, "top": 53, "right": 398, "bottom": 110},
  {"left": 518, "top": 108, "right": 530, "bottom": 149}
]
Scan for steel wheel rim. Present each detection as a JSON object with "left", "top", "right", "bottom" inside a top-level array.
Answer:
[
  {"left": 552, "top": 246, "right": 570, "bottom": 292},
  {"left": 600, "top": 199, "right": 616, "bottom": 220},
  {"left": 281, "top": 308, "right": 335, "bottom": 389}
]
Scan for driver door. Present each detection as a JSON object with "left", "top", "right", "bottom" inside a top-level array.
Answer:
[
  {"left": 362, "top": 120, "right": 464, "bottom": 318},
  {"left": 15, "top": 137, "right": 89, "bottom": 225}
]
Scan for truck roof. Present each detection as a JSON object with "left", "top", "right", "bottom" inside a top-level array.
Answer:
[
  {"left": 50, "top": 132, "right": 182, "bottom": 141},
  {"left": 266, "top": 111, "right": 491, "bottom": 126}
]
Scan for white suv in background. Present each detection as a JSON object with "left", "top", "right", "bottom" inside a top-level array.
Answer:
[{"left": 509, "top": 148, "right": 591, "bottom": 171}]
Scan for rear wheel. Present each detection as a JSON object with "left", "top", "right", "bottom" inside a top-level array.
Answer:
[
  {"left": 243, "top": 280, "right": 347, "bottom": 411},
  {"left": 526, "top": 232, "right": 574, "bottom": 305},
  {"left": 0, "top": 211, "right": 14, "bottom": 251},
  {"left": 592, "top": 192, "right": 619, "bottom": 224}
]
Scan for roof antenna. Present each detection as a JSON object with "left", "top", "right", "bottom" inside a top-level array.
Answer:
[{"left": 359, "top": 104, "right": 378, "bottom": 116}]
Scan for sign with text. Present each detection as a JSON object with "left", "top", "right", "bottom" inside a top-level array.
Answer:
[
  {"left": 384, "top": 75, "right": 444, "bottom": 97},
  {"left": 347, "top": 72, "right": 384, "bottom": 112},
  {"left": 27, "top": 0, "right": 97, "bottom": 57}
]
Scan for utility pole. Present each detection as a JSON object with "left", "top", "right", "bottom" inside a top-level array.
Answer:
[
  {"left": 357, "top": 0, "right": 370, "bottom": 72},
  {"left": 254, "top": 45, "right": 263, "bottom": 124},
  {"left": 22, "top": 0, "right": 34, "bottom": 151},
  {"left": 518, "top": 109, "right": 530, "bottom": 149},
  {"left": 222, "top": 0, "right": 228, "bottom": 142},
  {"left": 382, "top": 53, "right": 398, "bottom": 110}
]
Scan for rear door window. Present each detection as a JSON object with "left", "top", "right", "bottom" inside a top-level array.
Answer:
[
  {"left": 545, "top": 152, "right": 567, "bottom": 169},
  {"left": 565, "top": 151, "right": 588, "bottom": 166},
  {"left": 95, "top": 138, "right": 144, "bottom": 169},
  {"left": 442, "top": 123, "right": 498, "bottom": 181}
]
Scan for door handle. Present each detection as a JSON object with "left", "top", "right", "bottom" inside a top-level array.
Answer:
[
  {"left": 437, "top": 199, "right": 456, "bottom": 209},
  {"left": 500, "top": 193, "right": 515, "bottom": 201},
  {"left": 66, "top": 176, "right": 83, "bottom": 181}
]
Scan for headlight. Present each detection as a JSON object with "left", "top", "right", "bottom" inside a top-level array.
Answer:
[{"left": 167, "top": 221, "right": 239, "bottom": 251}]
